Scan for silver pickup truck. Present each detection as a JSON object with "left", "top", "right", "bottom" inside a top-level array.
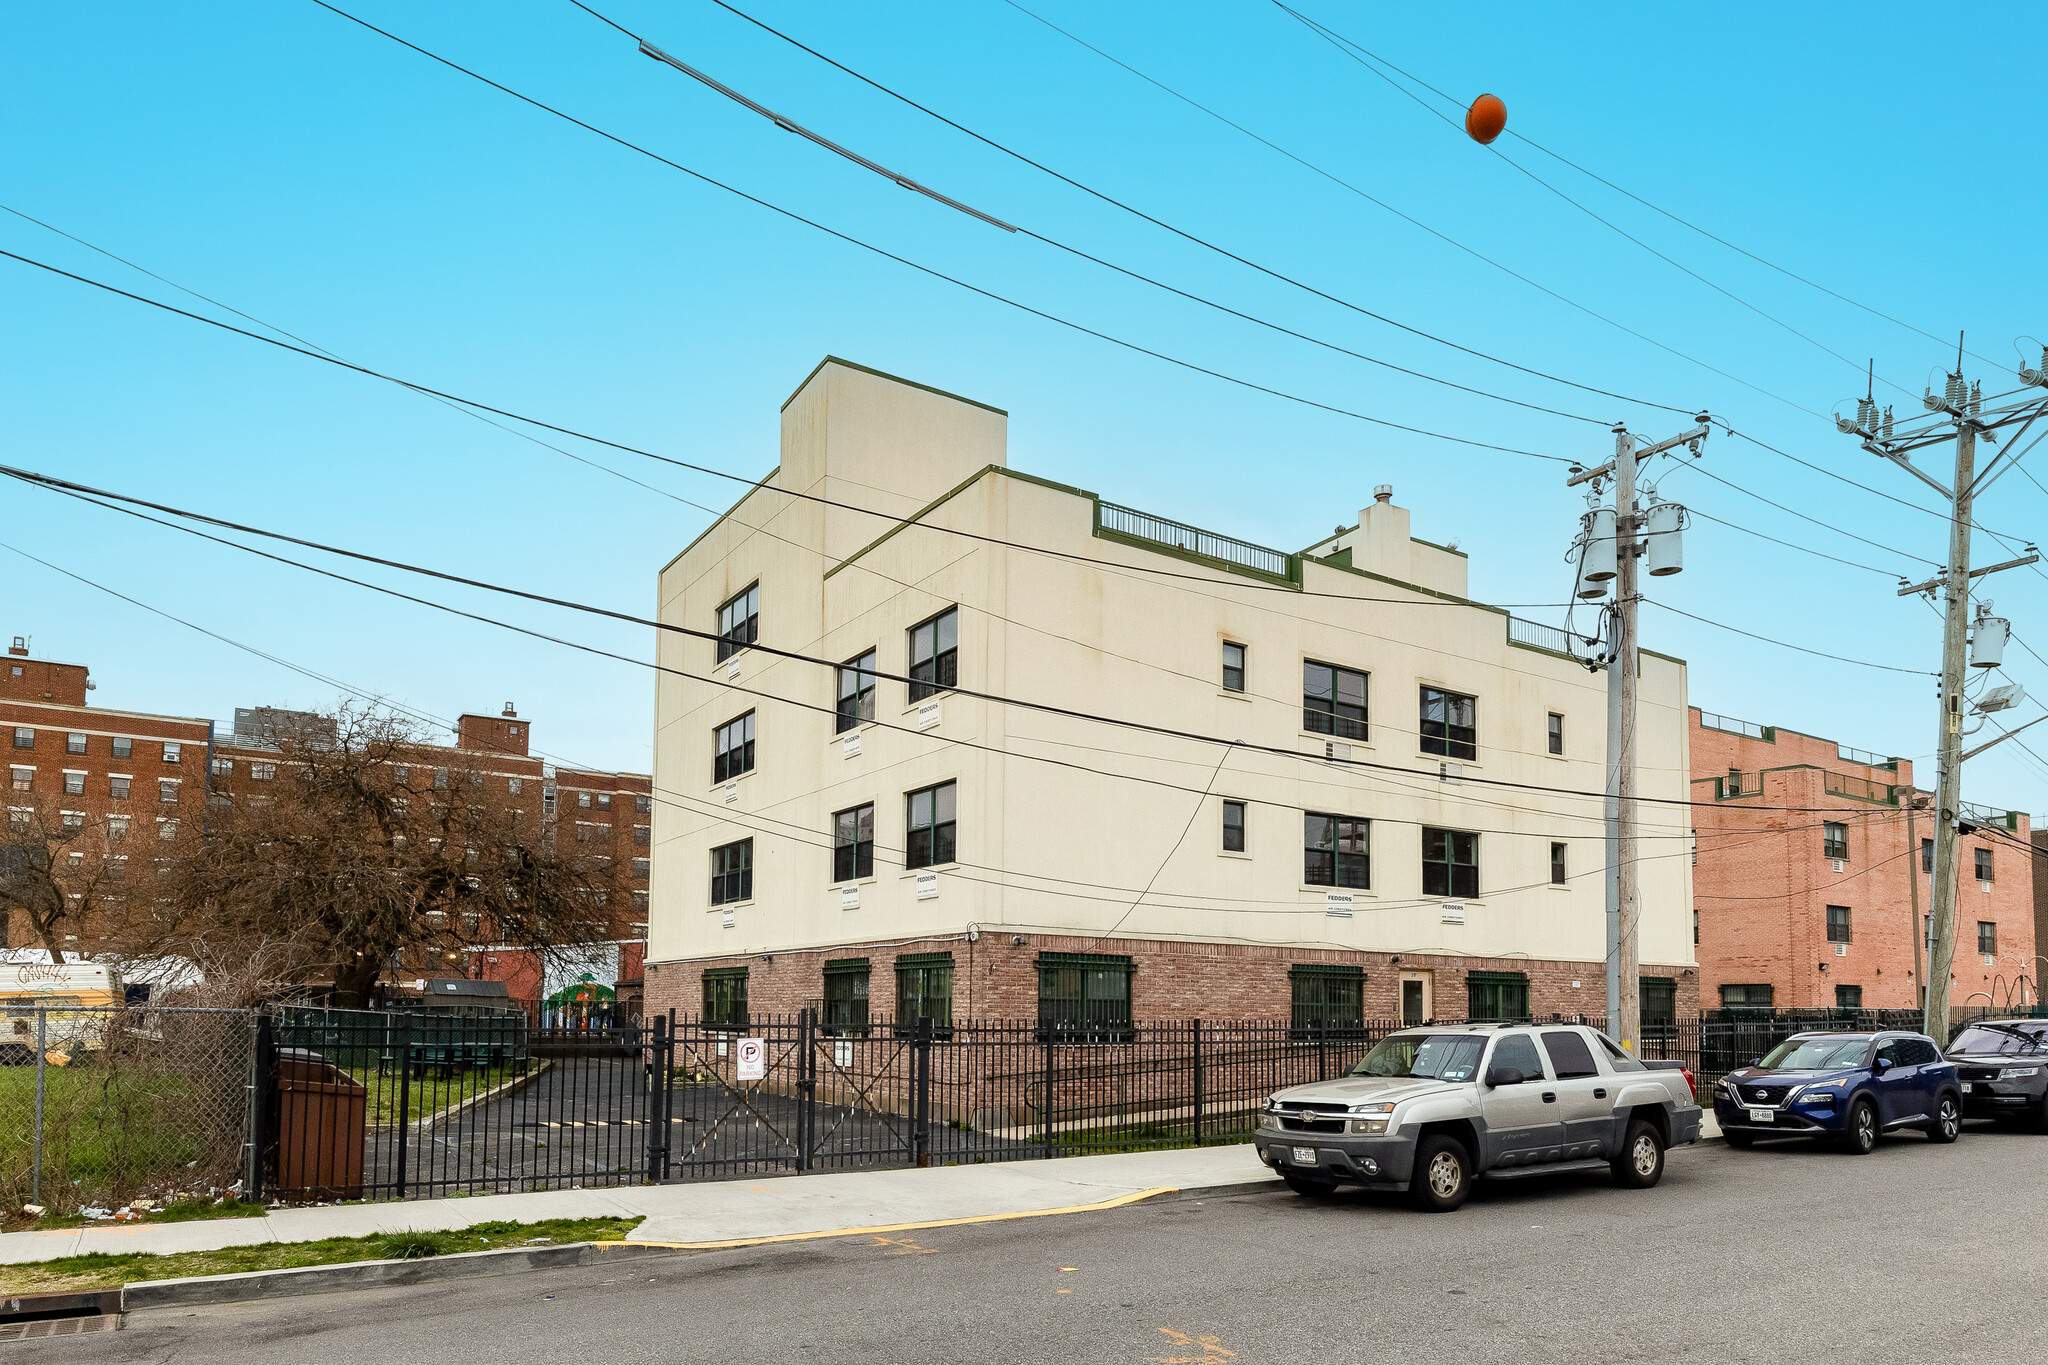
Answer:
[{"left": 1254, "top": 1023, "right": 1702, "bottom": 1211}]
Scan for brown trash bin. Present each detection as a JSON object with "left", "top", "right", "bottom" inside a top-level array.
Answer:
[{"left": 274, "top": 1050, "right": 368, "bottom": 1200}]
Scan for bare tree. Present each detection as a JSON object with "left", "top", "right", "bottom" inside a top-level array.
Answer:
[
  {"left": 0, "top": 800, "right": 137, "bottom": 963},
  {"left": 144, "top": 703, "right": 619, "bottom": 1007}
]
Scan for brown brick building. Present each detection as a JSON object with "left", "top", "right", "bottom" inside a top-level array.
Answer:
[
  {"left": 2, "top": 636, "right": 650, "bottom": 990},
  {"left": 1691, "top": 706, "right": 2037, "bottom": 1015}
]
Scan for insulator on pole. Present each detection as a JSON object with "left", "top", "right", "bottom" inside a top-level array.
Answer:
[
  {"left": 1583, "top": 507, "right": 1617, "bottom": 582},
  {"left": 1645, "top": 502, "right": 1684, "bottom": 576}
]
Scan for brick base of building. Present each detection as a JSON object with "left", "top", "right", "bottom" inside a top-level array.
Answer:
[{"left": 643, "top": 933, "right": 1701, "bottom": 1023}]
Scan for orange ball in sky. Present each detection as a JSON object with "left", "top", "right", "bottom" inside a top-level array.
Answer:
[{"left": 1465, "top": 93, "right": 1507, "bottom": 144}]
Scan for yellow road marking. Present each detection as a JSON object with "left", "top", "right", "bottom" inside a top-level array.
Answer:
[
  {"left": 591, "top": 1184, "right": 1178, "bottom": 1251},
  {"left": 1149, "top": 1327, "right": 1236, "bottom": 1363}
]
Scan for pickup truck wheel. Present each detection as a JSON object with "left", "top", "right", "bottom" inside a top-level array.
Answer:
[
  {"left": 1924, "top": 1093, "right": 1961, "bottom": 1144},
  {"left": 1611, "top": 1119, "right": 1665, "bottom": 1188},
  {"left": 1839, "top": 1098, "right": 1879, "bottom": 1155},
  {"left": 1408, "top": 1135, "right": 1472, "bottom": 1212},
  {"left": 1282, "top": 1175, "right": 1339, "bottom": 1197}
]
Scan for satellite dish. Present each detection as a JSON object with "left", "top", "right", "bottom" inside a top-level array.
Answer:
[{"left": 1465, "top": 93, "right": 1507, "bottom": 144}]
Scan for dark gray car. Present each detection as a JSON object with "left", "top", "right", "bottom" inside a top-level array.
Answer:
[{"left": 1946, "top": 1019, "right": 2048, "bottom": 1127}]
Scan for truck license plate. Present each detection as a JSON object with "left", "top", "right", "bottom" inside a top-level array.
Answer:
[
  {"left": 1291, "top": 1146, "right": 1317, "bottom": 1165},
  {"left": 1747, "top": 1108, "right": 1773, "bottom": 1123}
]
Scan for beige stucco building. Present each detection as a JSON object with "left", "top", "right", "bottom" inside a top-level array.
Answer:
[{"left": 643, "top": 358, "right": 1696, "bottom": 1030}]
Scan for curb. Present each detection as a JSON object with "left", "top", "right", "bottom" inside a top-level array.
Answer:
[{"left": 121, "top": 1240, "right": 686, "bottom": 1310}]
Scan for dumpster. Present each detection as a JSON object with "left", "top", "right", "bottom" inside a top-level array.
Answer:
[{"left": 272, "top": 1048, "right": 367, "bottom": 1200}]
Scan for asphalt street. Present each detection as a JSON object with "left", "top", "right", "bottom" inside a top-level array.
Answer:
[{"left": 22, "top": 1123, "right": 2048, "bottom": 1364}]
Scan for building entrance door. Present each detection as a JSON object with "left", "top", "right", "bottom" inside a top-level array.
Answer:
[{"left": 1400, "top": 971, "right": 1433, "bottom": 1025}]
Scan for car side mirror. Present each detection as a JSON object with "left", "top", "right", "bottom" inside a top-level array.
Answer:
[
  {"left": 1484, "top": 1065, "right": 1525, "bottom": 1088},
  {"left": 1873, "top": 1056, "right": 1893, "bottom": 1074},
  {"left": 1746, "top": 1058, "right": 1761, "bottom": 1068}
]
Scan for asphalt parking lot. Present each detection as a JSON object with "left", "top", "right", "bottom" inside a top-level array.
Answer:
[{"left": 23, "top": 1122, "right": 2048, "bottom": 1364}]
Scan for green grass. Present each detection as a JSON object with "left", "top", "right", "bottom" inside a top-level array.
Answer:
[
  {"left": 0, "top": 1215, "right": 646, "bottom": 1295},
  {"left": 0, "top": 1066, "right": 230, "bottom": 1211},
  {"left": 347, "top": 1063, "right": 536, "bottom": 1126}
]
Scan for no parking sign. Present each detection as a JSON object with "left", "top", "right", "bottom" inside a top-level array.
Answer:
[{"left": 736, "top": 1036, "right": 765, "bottom": 1081}]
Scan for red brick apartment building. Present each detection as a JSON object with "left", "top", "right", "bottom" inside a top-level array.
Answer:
[
  {"left": 2, "top": 635, "right": 649, "bottom": 991},
  {"left": 1691, "top": 706, "right": 2037, "bottom": 1014}
]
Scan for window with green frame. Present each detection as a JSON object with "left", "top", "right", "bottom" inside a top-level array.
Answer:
[
  {"left": 1640, "top": 976, "right": 1677, "bottom": 1027},
  {"left": 823, "top": 958, "right": 870, "bottom": 1034},
  {"left": 1466, "top": 970, "right": 1529, "bottom": 1021},
  {"left": 1038, "top": 952, "right": 1134, "bottom": 1041},
  {"left": 702, "top": 967, "right": 748, "bottom": 1029},
  {"left": 1289, "top": 964, "right": 1364, "bottom": 1038},
  {"left": 895, "top": 952, "right": 954, "bottom": 1031}
]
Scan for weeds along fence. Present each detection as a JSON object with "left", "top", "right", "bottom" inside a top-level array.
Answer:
[{"left": 0, "top": 1006, "right": 255, "bottom": 1216}]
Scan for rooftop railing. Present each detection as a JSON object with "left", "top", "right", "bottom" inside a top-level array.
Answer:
[
  {"left": 1506, "top": 617, "right": 1582, "bottom": 657},
  {"left": 1699, "top": 711, "right": 1771, "bottom": 741},
  {"left": 1824, "top": 770, "right": 1896, "bottom": 805},
  {"left": 1960, "top": 801, "right": 2024, "bottom": 831},
  {"left": 1836, "top": 743, "right": 1894, "bottom": 769},
  {"left": 1097, "top": 501, "right": 1289, "bottom": 578}
]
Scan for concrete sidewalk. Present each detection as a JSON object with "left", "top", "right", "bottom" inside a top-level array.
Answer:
[{"left": 0, "top": 1144, "right": 1275, "bottom": 1266}]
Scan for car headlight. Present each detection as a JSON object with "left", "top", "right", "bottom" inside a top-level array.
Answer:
[
  {"left": 1262, "top": 1096, "right": 1283, "bottom": 1113},
  {"left": 2001, "top": 1067, "right": 2041, "bottom": 1079},
  {"left": 1347, "top": 1102, "right": 1395, "bottom": 1115},
  {"left": 1795, "top": 1087, "right": 1838, "bottom": 1106},
  {"left": 1348, "top": 1119, "right": 1389, "bottom": 1135}
]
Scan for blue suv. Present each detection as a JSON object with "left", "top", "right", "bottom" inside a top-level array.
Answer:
[{"left": 1713, "top": 1031, "right": 1962, "bottom": 1154}]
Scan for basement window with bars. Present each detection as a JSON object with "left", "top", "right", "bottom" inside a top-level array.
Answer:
[
  {"left": 1419, "top": 686, "right": 1477, "bottom": 761},
  {"left": 1037, "top": 952, "right": 1133, "bottom": 1042},
  {"left": 895, "top": 953, "right": 954, "bottom": 1032},
  {"left": 1718, "top": 983, "right": 1774, "bottom": 1009},
  {"left": 1641, "top": 977, "right": 1677, "bottom": 1027},
  {"left": 1466, "top": 971, "right": 1529, "bottom": 1022},
  {"left": 1835, "top": 984, "right": 1863, "bottom": 1009},
  {"left": 702, "top": 968, "right": 748, "bottom": 1029},
  {"left": 822, "top": 958, "right": 870, "bottom": 1035},
  {"left": 716, "top": 583, "right": 759, "bottom": 662},
  {"left": 1289, "top": 964, "right": 1364, "bottom": 1039},
  {"left": 1302, "top": 661, "right": 1367, "bottom": 741}
]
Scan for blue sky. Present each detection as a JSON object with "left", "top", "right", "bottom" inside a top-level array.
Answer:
[{"left": 5, "top": 1, "right": 2046, "bottom": 809}]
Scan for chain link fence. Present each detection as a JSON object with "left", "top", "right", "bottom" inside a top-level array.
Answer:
[{"left": 0, "top": 1006, "right": 254, "bottom": 1215}]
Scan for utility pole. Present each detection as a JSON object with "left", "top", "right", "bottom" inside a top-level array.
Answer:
[
  {"left": 1570, "top": 416, "right": 1711, "bottom": 1051},
  {"left": 1839, "top": 346, "right": 2048, "bottom": 1041},
  {"left": 1906, "top": 792, "right": 1927, "bottom": 1010}
]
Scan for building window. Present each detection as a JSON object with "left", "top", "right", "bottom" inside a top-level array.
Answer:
[
  {"left": 1467, "top": 971, "right": 1529, "bottom": 1021},
  {"left": 1835, "top": 984, "right": 1863, "bottom": 1009},
  {"left": 635, "top": 794, "right": 651, "bottom": 814},
  {"left": 631, "top": 889, "right": 649, "bottom": 912},
  {"left": 577, "top": 792, "right": 591, "bottom": 808},
  {"left": 716, "top": 583, "right": 759, "bottom": 662},
  {"left": 1826, "top": 905, "right": 1851, "bottom": 944},
  {"left": 823, "top": 958, "right": 870, "bottom": 1034},
  {"left": 702, "top": 967, "right": 748, "bottom": 1028},
  {"left": 1921, "top": 838, "right": 1933, "bottom": 874},
  {"left": 1550, "top": 842, "right": 1567, "bottom": 886},
  {"left": 1640, "top": 977, "right": 1677, "bottom": 1026},
  {"left": 393, "top": 764, "right": 410, "bottom": 785},
  {"left": 433, "top": 768, "right": 448, "bottom": 790},
  {"left": 106, "top": 816, "right": 127, "bottom": 842},
  {"left": 1037, "top": 952, "right": 1132, "bottom": 1040},
  {"left": 596, "top": 793, "right": 610, "bottom": 810},
  {"left": 1547, "top": 712, "right": 1564, "bottom": 756},
  {"left": 157, "top": 818, "right": 179, "bottom": 841},
  {"left": 210, "top": 757, "right": 233, "bottom": 778},
  {"left": 1419, "top": 686, "right": 1477, "bottom": 761},
  {"left": 634, "top": 825, "right": 651, "bottom": 847},
  {"left": 63, "top": 771, "right": 84, "bottom": 796},
  {"left": 1303, "top": 812, "right": 1368, "bottom": 888},
  {"left": 1422, "top": 827, "right": 1479, "bottom": 898},
  {"left": 1976, "top": 847, "right": 1994, "bottom": 882},
  {"left": 714, "top": 712, "right": 756, "bottom": 784},
  {"left": 112, "top": 737, "right": 131, "bottom": 760},
  {"left": 162, "top": 742, "right": 180, "bottom": 763},
  {"left": 6, "top": 807, "right": 26, "bottom": 832},
  {"left": 158, "top": 780, "right": 179, "bottom": 804},
  {"left": 833, "top": 803, "right": 875, "bottom": 882},
  {"left": 66, "top": 733, "right": 87, "bottom": 756},
  {"left": 109, "top": 776, "right": 130, "bottom": 800},
  {"left": 60, "top": 811, "right": 84, "bottom": 833},
  {"left": 1822, "top": 822, "right": 1848, "bottom": 861},
  {"left": 1719, "top": 983, "right": 1774, "bottom": 1009},
  {"left": 837, "top": 649, "right": 878, "bottom": 733},
  {"left": 105, "top": 855, "right": 128, "bottom": 882},
  {"left": 1302, "top": 661, "right": 1367, "bottom": 740},
  {"left": 1221, "top": 642, "right": 1245, "bottom": 693},
  {"left": 508, "top": 777, "right": 523, "bottom": 795},
  {"left": 710, "top": 839, "right": 753, "bottom": 905},
  {"left": 1289, "top": 964, "right": 1364, "bottom": 1037},
  {"left": 629, "top": 858, "right": 648, "bottom": 879},
  {"left": 896, "top": 953, "right": 954, "bottom": 1029},
  {"left": 905, "top": 782, "right": 957, "bottom": 870},
  {"left": 1979, "top": 921, "right": 1998, "bottom": 955},
  {"left": 12, "top": 728, "right": 33, "bottom": 750},
  {"left": 1222, "top": 800, "right": 1245, "bottom": 853},
  {"left": 250, "top": 762, "right": 277, "bottom": 781},
  {"left": 908, "top": 608, "right": 959, "bottom": 702}
]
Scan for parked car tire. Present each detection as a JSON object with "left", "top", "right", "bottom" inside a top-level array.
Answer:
[
  {"left": 1282, "top": 1175, "right": 1340, "bottom": 1197},
  {"left": 1839, "top": 1097, "right": 1879, "bottom": 1155},
  {"left": 1924, "top": 1093, "right": 1962, "bottom": 1144},
  {"left": 1611, "top": 1119, "right": 1666, "bottom": 1188},
  {"left": 1408, "top": 1134, "right": 1473, "bottom": 1212},
  {"left": 1722, "top": 1128, "right": 1756, "bottom": 1149}
]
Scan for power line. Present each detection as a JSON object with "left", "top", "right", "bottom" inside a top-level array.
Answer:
[
  {"left": 1645, "top": 601, "right": 1933, "bottom": 676},
  {"left": 294, "top": 0, "right": 1563, "bottom": 462},
  {"left": 665, "top": 0, "right": 1695, "bottom": 421}
]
